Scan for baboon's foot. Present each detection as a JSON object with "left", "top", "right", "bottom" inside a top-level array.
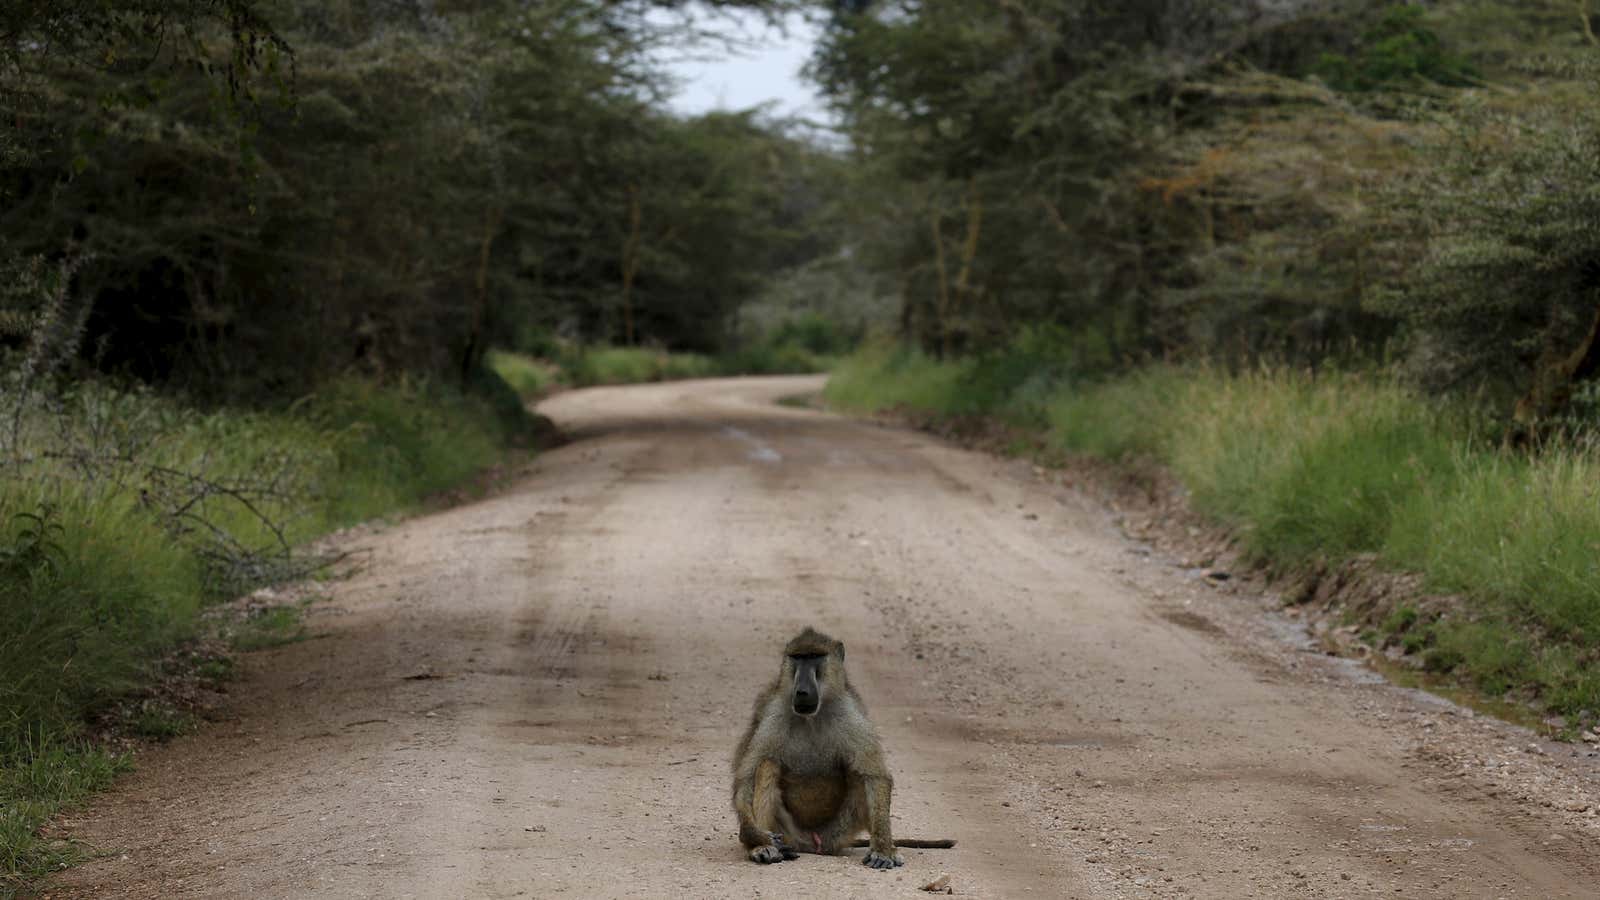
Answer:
[{"left": 863, "top": 848, "right": 904, "bottom": 869}]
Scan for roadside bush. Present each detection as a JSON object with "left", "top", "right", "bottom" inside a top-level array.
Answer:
[
  {"left": 824, "top": 344, "right": 976, "bottom": 416},
  {"left": 488, "top": 350, "right": 559, "bottom": 400},
  {"left": 765, "top": 312, "right": 858, "bottom": 357},
  {"left": 1163, "top": 371, "right": 1462, "bottom": 565},
  {"left": 558, "top": 342, "right": 831, "bottom": 387},
  {"left": 0, "top": 738, "right": 126, "bottom": 893},
  {"left": 827, "top": 330, "right": 1087, "bottom": 422},
  {"left": 1044, "top": 368, "right": 1188, "bottom": 460},
  {"left": 300, "top": 377, "right": 510, "bottom": 525},
  {"left": 564, "top": 347, "right": 718, "bottom": 386},
  {"left": 1311, "top": 5, "right": 1477, "bottom": 91}
]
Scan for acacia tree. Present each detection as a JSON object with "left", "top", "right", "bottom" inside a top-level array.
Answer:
[
  {"left": 811, "top": 0, "right": 1223, "bottom": 361},
  {"left": 1, "top": 0, "right": 836, "bottom": 398},
  {"left": 1375, "top": 77, "right": 1600, "bottom": 428},
  {"left": 1, "top": 0, "right": 288, "bottom": 360}
]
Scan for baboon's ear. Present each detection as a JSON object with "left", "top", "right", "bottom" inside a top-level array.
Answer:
[{"left": 836, "top": 642, "right": 845, "bottom": 662}]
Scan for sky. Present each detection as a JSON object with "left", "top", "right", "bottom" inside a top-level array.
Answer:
[{"left": 656, "top": 10, "right": 831, "bottom": 124}]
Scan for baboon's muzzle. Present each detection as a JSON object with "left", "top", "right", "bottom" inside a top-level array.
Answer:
[{"left": 791, "top": 660, "right": 821, "bottom": 716}]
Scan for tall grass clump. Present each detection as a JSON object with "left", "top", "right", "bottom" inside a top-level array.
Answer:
[
  {"left": 0, "top": 738, "right": 127, "bottom": 893},
  {"left": 487, "top": 350, "right": 558, "bottom": 400},
  {"left": 561, "top": 342, "right": 832, "bottom": 387},
  {"left": 822, "top": 344, "right": 976, "bottom": 415},
  {"left": 1389, "top": 448, "right": 1600, "bottom": 641},
  {"left": 826, "top": 344, "right": 1600, "bottom": 716},
  {"left": 561, "top": 346, "right": 716, "bottom": 386},
  {"left": 1162, "top": 370, "right": 1463, "bottom": 565},
  {"left": 826, "top": 329, "right": 1096, "bottom": 423},
  {"left": 1149, "top": 374, "right": 1600, "bottom": 713},
  {"left": 1044, "top": 368, "right": 1191, "bottom": 460},
  {"left": 0, "top": 501, "right": 203, "bottom": 739},
  {"left": 720, "top": 313, "right": 849, "bottom": 375},
  {"left": 299, "top": 377, "right": 513, "bottom": 525},
  {"left": 716, "top": 343, "right": 832, "bottom": 376},
  {"left": 494, "top": 317, "right": 845, "bottom": 396}
]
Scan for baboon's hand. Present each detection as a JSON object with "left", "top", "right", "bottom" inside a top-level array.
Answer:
[
  {"left": 863, "top": 848, "right": 904, "bottom": 869},
  {"left": 750, "top": 844, "right": 786, "bottom": 864},
  {"left": 770, "top": 832, "right": 801, "bottom": 861}
]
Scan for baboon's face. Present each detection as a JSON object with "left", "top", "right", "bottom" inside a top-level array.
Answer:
[{"left": 788, "top": 653, "right": 827, "bottom": 717}]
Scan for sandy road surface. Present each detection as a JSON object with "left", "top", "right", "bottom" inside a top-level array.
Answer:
[{"left": 52, "top": 376, "right": 1600, "bottom": 899}]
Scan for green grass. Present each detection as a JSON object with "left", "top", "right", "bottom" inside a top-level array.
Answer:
[
  {"left": 825, "top": 346, "right": 979, "bottom": 416},
  {"left": 129, "top": 703, "right": 198, "bottom": 741},
  {"left": 571, "top": 347, "right": 720, "bottom": 386},
  {"left": 0, "top": 739, "right": 128, "bottom": 895},
  {"left": 231, "top": 604, "right": 311, "bottom": 652},
  {"left": 827, "top": 344, "right": 1600, "bottom": 719},
  {"left": 487, "top": 350, "right": 559, "bottom": 399},
  {"left": 0, "top": 371, "right": 530, "bottom": 895},
  {"left": 490, "top": 342, "right": 835, "bottom": 399},
  {"left": 715, "top": 344, "right": 836, "bottom": 377}
]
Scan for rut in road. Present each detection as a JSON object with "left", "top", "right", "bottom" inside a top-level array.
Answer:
[{"left": 52, "top": 375, "right": 1600, "bottom": 899}]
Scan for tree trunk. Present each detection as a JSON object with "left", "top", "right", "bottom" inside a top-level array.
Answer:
[
  {"left": 897, "top": 268, "right": 916, "bottom": 342},
  {"left": 1510, "top": 298, "right": 1600, "bottom": 442},
  {"left": 930, "top": 207, "right": 950, "bottom": 357},
  {"left": 951, "top": 178, "right": 983, "bottom": 350},
  {"left": 621, "top": 184, "right": 643, "bottom": 346},
  {"left": 461, "top": 205, "right": 503, "bottom": 381}
]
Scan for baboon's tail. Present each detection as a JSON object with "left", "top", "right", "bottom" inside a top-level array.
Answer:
[{"left": 851, "top": 838, "right": 957, "bottom": 849}]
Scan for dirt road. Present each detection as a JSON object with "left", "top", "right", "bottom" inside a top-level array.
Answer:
[{"left": 52, "top": 376, "right": 1600, "bottom": 898}]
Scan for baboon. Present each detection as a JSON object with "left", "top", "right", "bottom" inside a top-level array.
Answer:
[{"left": 731, "top": 626, "right": 954, "bottom": 868}]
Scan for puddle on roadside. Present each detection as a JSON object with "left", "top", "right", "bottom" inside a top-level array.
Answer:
[
  {"left": 1365, "top": 655, "right": 1553, "bottom": 734},
  {"left": 1158, "top": 608, "right": 1225, "bottom": 635},
  {"left": 721, "top": 425, "right": 783, "bottom": 464}
]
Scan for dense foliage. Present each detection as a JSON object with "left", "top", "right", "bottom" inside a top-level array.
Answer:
[
  {"left": 811, "top": 0, "right": 1600, "bottom": 424},
  {"left": 1375, "top": 74, "right": 1600, "bottom": 427},
  {"left": 2, "top": 0, "right": 833, "bottom": 400}
]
